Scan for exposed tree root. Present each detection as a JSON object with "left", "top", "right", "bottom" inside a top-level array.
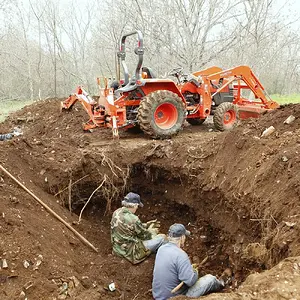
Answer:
[
  {"left": 78, "top": 175, "right": 107, "bottom": 223},
  {"left": 54, "top": 174, "right": 90, "bottom": 197}
]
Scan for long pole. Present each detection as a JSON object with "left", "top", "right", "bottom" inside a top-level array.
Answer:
[{"left": 0, "top": 164, "right": 98, "bottom": 253}]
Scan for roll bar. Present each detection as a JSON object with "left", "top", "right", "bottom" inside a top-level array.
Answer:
[{"left": 117, "top": 30, "right": 144, "bottom": 85}]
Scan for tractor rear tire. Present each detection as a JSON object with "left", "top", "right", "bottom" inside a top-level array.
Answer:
[
  {"left": 138, "top": 90, "right": 186, "bottom": 139},
  {"left": 213, "top": 102, "right": 238, "bottom": 131},
  {"left": 187, "top": 118, "right": 206, "bottom": 126}
]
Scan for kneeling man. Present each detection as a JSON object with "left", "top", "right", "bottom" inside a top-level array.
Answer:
[{"left": 152, "top": 223, "right": 232, "bottom": 299}]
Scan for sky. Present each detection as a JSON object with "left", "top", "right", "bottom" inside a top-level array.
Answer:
[
  {"left": 2, "top": 0, "right": 300, "bottom": 34},
  {"left": 45, "top": 0, "right": 300, "bottom": 26},
  {"left": 277, "top": 0, "right": 300, "bottom": 26}
]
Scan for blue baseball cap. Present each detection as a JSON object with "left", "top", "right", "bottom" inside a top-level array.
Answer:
[
  {"left": 124, "top": 192, "right": 144, "bottom": 207},
  {"left": 168, "top": 223, "right": 191, "bottom": 237}
]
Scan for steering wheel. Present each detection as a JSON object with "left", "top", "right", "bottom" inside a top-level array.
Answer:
[{"left": 168, "top": 67, "right": 183, "bottom": 77}]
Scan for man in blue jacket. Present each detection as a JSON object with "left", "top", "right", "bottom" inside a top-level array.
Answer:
[{"left": 152, "top": 223, "right": 231, "bottom": 299}]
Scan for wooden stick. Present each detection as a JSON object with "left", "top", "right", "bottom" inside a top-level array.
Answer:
[
  {"left": 0, "top": 164, "right": 98, "bottom": 253},
  {"left": 171, "top": 282, "right": 184, "bottom": 294},
  {"left": 171, "top": 256, "right": 209, "bottom": 294},
  {"left": 54, "top": 174, "right": 90, "bottom": 197}
]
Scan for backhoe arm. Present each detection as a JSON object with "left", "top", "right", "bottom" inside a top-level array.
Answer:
[{"left": 62, "top": 86, "right": 96, "bottom": 110}]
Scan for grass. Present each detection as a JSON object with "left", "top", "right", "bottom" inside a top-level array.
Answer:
[
  {"left": 0, "top": 99, "right": 34, "bottom": 122},
  {"left": 270, "top": 94, "right": 300, "bottom": 104}
]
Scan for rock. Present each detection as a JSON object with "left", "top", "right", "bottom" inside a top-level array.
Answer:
[
  {"left": 40, "top": 169, "right": 46, "bottom": 176},
  {"left": 192, "top": 256, "right": 200, "bottom": 264},
  {"left": 69, "top": 275, "right": 80, "bottom": 288},
  {"left": 242, "top": 242, "right": 268, "bottom": 264},
  {"left": 81, "top": 276, "right": 92, "bottom": 288},
  {"left": 242, "top": 128, "right": 251, "bottom": 135},
  {"left": 43, "top": 281, "right": 57, "bottom": 293},
  {"left": 0, "top": 275, "right": 7, "bottom": 283},
  {"left": 235, "top": 138, "right": 246, "bottom": 149},
  {"left": 282, "top": 131, "right": 293, "bottom": 136},
  {"left": 58, "top": 282, "right": 68, "bottom": 297},
  {"left": 282, "top": 156, "right": 289, "bottom": 162}
]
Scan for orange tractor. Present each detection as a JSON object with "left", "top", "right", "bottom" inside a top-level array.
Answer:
[{"left": 62, "top": 30, "right": 279, "bottom": 138}]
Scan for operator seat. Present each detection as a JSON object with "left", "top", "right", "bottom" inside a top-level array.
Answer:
[
  {"left": 142, "top": 67, "right": 156, "bottom": 79},
  {"left": 110, "top": 80, "right": 120, "bottom": 91},
  {"left": 117, "top": 67, "right": 156, "bottom": 93}
]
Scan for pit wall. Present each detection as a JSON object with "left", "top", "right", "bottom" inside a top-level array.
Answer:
[{"left": 43, "top": 132, "right": 300, "bottom": 275}]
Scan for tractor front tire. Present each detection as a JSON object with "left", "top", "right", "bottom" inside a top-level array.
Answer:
[
  {"left": 138, "top": 90, "right": 186, "bottom": 139},
  {"left": 213, "top": 102, "right": 238, "bottom": 131},
  {"left": 187, "top": 118, "right": 206, "bottom": 126}
]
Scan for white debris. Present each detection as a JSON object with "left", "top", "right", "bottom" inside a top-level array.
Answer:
[
  {"left": 2, "top": 258, "right": 8, "bottom": 269},
  {"left": 23, "top": 260, "right": 30, "bottom": 269},
  {"left": 284, "top": 115, "right": 296, "bottom": 124},
  {"left": 19, "top": 290, "right": 27, "bottom": 299},
  {"left": 261, "top": 126, "right": 275, "bottom": 137},
  {"left": 108, "top": 282, "right": 116, "bottom": 291},
  {"left": 33, "top": 254, "right": 43, "bottom": 270},
  {"left": 284, "top": 221, "right": 296, "bottom": 228}
]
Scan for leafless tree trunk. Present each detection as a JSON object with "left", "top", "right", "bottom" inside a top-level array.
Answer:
[{"left": 0, "top": 0, "right": 299, "bottom": 100}]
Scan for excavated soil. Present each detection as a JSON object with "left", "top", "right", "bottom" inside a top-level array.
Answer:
[{"left": 1, "top": 99, "right": 300, "bottom": 300}]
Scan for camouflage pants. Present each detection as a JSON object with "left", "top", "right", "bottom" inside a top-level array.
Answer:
[{"left": 143, "top": 234, "right": 167, "bottom": 253}]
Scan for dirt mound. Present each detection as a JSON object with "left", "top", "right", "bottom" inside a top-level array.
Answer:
[{"left": 1, "top": 100, "right": 300, "bottom": 299}]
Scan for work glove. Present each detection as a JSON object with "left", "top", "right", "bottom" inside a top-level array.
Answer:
[
  {"left": 145, "top": 219, "right": 161, "bottom": 229},
  {"left": 192, "top": 263, "right": 199, "bottom": 275}
]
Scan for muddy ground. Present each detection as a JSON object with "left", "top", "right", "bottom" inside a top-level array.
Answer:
[{"left": 1, "top": 99, "right": 300, "bottom": 300}]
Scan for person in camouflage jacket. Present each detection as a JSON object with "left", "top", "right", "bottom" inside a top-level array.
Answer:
[{"left": 111, "top": 192, "right": 165, "bottom": 264}]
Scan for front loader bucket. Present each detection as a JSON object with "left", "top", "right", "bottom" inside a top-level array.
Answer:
[{"left": 237, "top": 105, "right": 270, "bottom": 120}]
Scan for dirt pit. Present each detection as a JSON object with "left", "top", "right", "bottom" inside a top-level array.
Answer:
[{"left": 1, "top": 100, "right": 300, "bottom": 300}]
